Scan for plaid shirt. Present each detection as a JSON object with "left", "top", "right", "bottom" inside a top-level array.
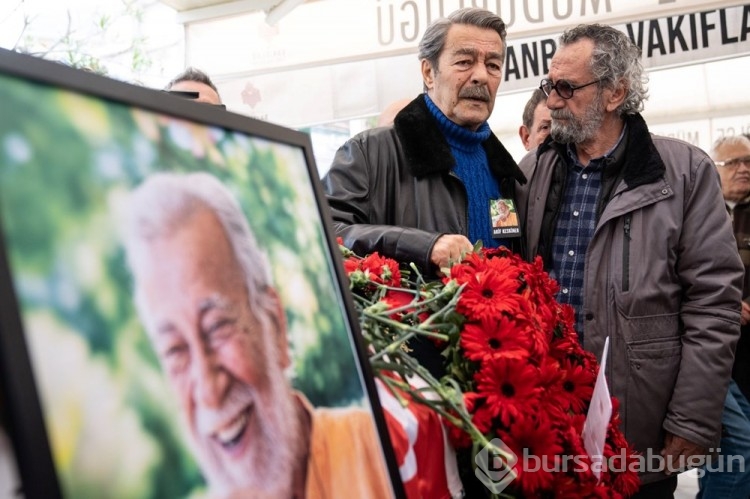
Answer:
[{"left": 550, "top": 149, "right": 605, "bottom": 340}]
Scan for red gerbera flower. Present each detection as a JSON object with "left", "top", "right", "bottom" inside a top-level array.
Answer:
[
  {"left": 456, "top": 270, "right": 524, "bottom": 323},
  {"left": 460, "top": 316, "right": 532, "bottom": 362},
  {"left": 523, "top": 256, "right": 560, "bottom": 300},
  {"left": 474, "top": 357, "right": 542, "bottom": 427},
  {"left": 342, "top": 245, "right": 639, "bottom": 498},
  {"left": 463, "top": 392, "right": 494, "bottom": 434},
  {"left": 503, "top": 414, "right": 564, "bottom": 496},
  {"left": 608, "top": 451, "right": 641, "bottom": 496},
  {"left": 556, "top": 357, "right": 596, "bottom": 413},
  {"left": 552, "top": 471, "right": 598, "bottom": 499}
]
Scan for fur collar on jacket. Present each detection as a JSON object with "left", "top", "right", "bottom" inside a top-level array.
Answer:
[
  {"left": 540, "top": 113, "right": 666, "bottom": 190},
  {"left": 393, "top": 94, "right": 526, "bottom": 184}
]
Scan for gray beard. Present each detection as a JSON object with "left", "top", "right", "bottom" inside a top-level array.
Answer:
[
  {"left": 550, "top": 100, "right": 604, "bottom": 144},
  {"left": 199, "top": 383, "right": 302, "bottom": 498}
]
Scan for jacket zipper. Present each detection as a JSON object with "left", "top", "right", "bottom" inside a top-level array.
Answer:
[{"left": 622, "top": 213, "right": 632, "bottom": 291}]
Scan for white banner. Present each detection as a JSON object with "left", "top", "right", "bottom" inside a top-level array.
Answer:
[
  {"left": 202, "top": 2, "right": 750, "bottom": 127},
  {"left": 188, "top": 0, "right": 749, "bottom": 75},
  {"left": 501, "top": 3, "right": 750, "bottom": 91}
]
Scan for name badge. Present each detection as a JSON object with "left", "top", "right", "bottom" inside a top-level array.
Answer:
[{"left": 490, "top": 198, "right": 521, "bottom": 238}]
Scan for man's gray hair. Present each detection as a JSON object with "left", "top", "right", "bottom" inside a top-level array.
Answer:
[
  {"left": 559, "top": 24, "right": 649, "bottom": 116},
  {"left": 123, "top": 172, "right": 276, "bottom": 331},
  {"left": 711, "top": 135, "right": 750, "bottom": 159},
  {"left": 418, "top": 7, "right": 507, "bottom": 71}
]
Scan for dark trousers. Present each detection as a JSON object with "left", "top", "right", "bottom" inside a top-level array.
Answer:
[
  {"left": 733, "top": 324, "right": 750, "bottom": 401},
  {"left": 697, "top": 379, "right": 750, "bottom": 498},
  {"left": 631, "top": 476, "right": 678, "bottom": 499}
]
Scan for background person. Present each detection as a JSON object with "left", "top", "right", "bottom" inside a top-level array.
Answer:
[
  {"left": 376, "top": 98, "right": 411, "bottom": 127},
  {"left": 122, "top": 172, "right": 393, "bottom": 499},
  {"left": 165, "top": 67, "right": 223, "bottom": 106},
  {"left": 712, "top": 135, "right": 750, "bottom": 402},
  {"left": 518, "top": 88, "right": 551, "bottom": 151},
  {"left": 516, "top": 24, "right": 743, "bottom": 498},
  {"left": 697, "top": 135, "right": 750, "bottom": 498}
]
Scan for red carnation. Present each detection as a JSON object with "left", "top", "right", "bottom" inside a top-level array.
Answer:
[
  {"left": 381, "top": 290, "right": 417, "bottom": 319},
  {"left": 360, "top": 253, "right": 401, "bottom": 287}
]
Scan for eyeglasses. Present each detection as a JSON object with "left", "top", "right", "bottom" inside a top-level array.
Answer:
[
  {"left": 715, "top": 155, "right": 750, "bottom": 170},
  {"left": 539, "top": 78, "right": 601, "bottom": 99}
]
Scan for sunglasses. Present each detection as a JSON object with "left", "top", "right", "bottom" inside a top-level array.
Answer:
[
  {"left": 164, "top": 90, "right": 227, "bottom": 109},
  {"left": 539, "top": 78, "right": 601, "bottom": 99},
  {"left": 715, "top": 155, "right": 750, "bottom": 170}
]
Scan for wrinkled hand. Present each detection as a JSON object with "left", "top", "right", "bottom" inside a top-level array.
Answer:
[
  {"left": 741, "top": 301, "right": 750, "bottom": 326},
  {"left": 660, "top": 432, "right": 708, "bottom": 475},
  {"left": 430, "top": 234, "right": 473, "bottom": 274}
]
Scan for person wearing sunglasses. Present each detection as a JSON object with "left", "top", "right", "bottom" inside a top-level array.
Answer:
[
  {"left": 696, "top": 135, "right": 750, "bottom": 498},
  {"left": 516, "top": 24, "right": 743, "bottom": 498}
]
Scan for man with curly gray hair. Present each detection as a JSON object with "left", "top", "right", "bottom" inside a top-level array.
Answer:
[{"left": 517, "top": 24, "right": 743, "bottom": 498}]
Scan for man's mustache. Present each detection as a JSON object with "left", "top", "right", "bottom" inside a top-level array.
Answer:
[
  {"left": 551, "top": 109, "right": 573, "bottom": 120},
  {"left": 459, "top": 86, "right": 490, "bottom": 101}
]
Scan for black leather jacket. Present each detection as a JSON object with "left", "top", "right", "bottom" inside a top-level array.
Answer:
[{"left": 322, "top": 95, "right": 526, "bottom": 273}]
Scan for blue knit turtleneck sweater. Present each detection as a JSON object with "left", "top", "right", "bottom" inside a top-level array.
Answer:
[{"left": 424, "top": 94, "right": 504, "bottom": 249}]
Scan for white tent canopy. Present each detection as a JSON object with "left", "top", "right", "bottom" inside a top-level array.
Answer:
[{"left": 164, "top": 0, "right": 750, "bottom": 166}]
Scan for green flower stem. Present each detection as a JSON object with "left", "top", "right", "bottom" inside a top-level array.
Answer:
[
  {"left": 361, "top": 311, "right": 450, "bottom": 363},
  {"left": 368, "top": 330, "right": 417, "bottom": 362},
  {"left": 347, "top": 258, "right": 515, "bottom": 498},
  {"left": 374, "top": 351, "right": 515, "bottom": 467}
]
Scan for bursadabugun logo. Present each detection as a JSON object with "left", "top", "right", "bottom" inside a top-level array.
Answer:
[{"left": 475, "top": 438, "right": 518, "bottom": 494}]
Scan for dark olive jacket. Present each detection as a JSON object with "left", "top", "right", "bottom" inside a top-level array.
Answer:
[{"left": 322, "top": 94, "right": 526, "bottom": 273}]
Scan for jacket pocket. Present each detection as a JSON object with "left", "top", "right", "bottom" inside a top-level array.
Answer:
[{"left": 624, "top": 338, "right": 682, "bottom": 454}]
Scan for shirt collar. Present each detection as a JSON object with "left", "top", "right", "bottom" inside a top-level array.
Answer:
[{"left": 565, "top": 123, "right": 628, "bottom": 171}]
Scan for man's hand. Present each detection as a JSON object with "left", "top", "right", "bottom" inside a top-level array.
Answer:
[
  {"left": 741, "top": 300, "right": 750, "bottom": 326},
  {"left": 660, "top": 431, "right": 708, "bottom": 474},
  {"left": 430, "top": 234, "right": 473, "bottom": 274}
]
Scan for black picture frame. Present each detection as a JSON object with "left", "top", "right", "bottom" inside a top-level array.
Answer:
[{"left": 0, "top": 48, "right": 405, "bottom": 499}]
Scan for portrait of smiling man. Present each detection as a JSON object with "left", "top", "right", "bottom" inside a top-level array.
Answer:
[{"left": 122, "top": 172, "right": 393, "bottom": 498}]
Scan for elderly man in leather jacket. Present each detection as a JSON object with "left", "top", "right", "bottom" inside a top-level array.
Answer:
[
  {"left": 516, "top": 24, "right": 743, "bottom": 498},
  {"left": 322, "top": 7, "right": 525, "bottom": 277}
]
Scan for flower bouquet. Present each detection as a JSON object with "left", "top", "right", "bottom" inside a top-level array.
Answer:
[{"left": 341, "top": 243, "right": 640, "bottom": 498}]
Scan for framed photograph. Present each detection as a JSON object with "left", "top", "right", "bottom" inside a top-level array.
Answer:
[{"left": 0, "top": 48, "right": 404, "bottom": 499}]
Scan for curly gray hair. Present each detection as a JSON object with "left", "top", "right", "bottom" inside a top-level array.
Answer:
[{"left": 559, "top": 24, "right": 649, "bottom": 116}]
